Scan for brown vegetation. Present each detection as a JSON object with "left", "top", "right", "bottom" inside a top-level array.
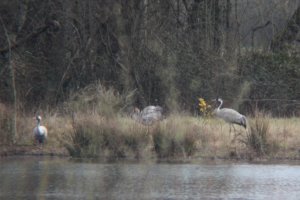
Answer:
[
  {"left": 0, "top": 1, "right": 299, "bottom": 159},
  {"left": 1, "top": 104, "right": 300, "bottom": 161}
]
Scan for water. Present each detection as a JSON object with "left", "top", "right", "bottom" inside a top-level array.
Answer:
[{"left": 1, "top": 157, "right": 300, "bottom": 200}]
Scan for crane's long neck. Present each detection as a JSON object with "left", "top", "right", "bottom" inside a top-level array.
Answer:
[
  {"left": 131, "top": 109, "right": 142, "bottom": 122},
  {"left": 37, "top": 120, "right": 41, "bottom": 127},
  {"left": 217, "top": 99, "right": 223, "bottom": 110}
]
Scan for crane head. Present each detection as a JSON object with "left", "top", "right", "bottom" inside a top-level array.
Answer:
[
  {"left": 130, "top": 107, "right": 140, "bottom": 120},
  {"left": 36, "top": 115, "right": 42, "bottom": 121},
  {"left": 211, "top": 97, "right": 222, "bottom": 102},
  {"left": 134, "top": 107, "right": 140, "bottom": 113}
]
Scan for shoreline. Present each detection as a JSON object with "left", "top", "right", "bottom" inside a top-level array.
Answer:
[
  {"left": 1, "top": 116, "right": 300, "bottom": 162},
  {"left": 0, "top": 145, "right": 69, "bottom": 158},
  {"left": 1, "top": 144, "right": 300, "bottom": 164}
]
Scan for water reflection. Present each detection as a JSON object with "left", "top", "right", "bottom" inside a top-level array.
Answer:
[{"left": 1, "top": 157, "right": 300, "bottom": 199}]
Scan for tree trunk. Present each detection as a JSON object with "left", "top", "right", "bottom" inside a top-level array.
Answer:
[
  {"left": 271, "top": 6, "right": 300, "bottom": 51},
  {"left": 0, "top": 17, "right": 17, "bottom": 144}
]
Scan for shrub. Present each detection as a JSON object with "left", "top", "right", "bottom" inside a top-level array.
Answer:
[
  {"left": 152, "top": 116, "right": 202, "bottom": 158},
  {"left": 65, "top": 81, "right": 130, "bottom": 117},
  {"left": 245, "top": 111, "right": 271, "bottom": 155},
  {"left": 66, "top": 116, "right": 122, "bottom": 158},
  {"left": 64, "top": 115, "right": 152, "bottom": 159}
]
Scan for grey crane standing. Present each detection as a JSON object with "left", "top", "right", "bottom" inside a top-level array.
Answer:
[
  {"left": 131, "top": 105, "right": 163, "bottom": 125},
  {"left": 213, "top": 98, "right": 247, "bottom": 157},
  {"left": 213, "top": 98, "right": 247, "bottom": 130},
  {"left": 33, "top": 115, "right": 48, "bottom": 144}
]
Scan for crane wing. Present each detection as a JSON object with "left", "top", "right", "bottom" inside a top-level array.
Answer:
[{"left": 216, "top": 108, "right": 244, "bottom": 123}]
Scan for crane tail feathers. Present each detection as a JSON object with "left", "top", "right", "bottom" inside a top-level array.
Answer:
[
  {"left": 242, "top": 123, "right": 247, "bottom": 129},
  {"left": 241, "top": 116, "right": 247, "bottom": 129}
]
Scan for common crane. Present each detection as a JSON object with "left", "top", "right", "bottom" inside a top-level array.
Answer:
[
  {"left": 33, "top": 115, "right": 48, "bottom": 144},
  {"left": 131, "top": 105, "right": 163, "bottom": 125},
  {"left": 213, "top": 98, "right": 247, "bottom": 129}
]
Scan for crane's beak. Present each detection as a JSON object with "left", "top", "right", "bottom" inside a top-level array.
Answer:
[{"left": 211, "top": 96, "right": 220, "bottom": 101}]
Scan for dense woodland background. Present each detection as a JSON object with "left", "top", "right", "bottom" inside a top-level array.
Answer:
[{"left": 0, "top": 0, "right": 299, "bottom": 117}]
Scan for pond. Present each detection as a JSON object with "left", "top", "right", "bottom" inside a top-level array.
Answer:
[{"left": 1, "top": 156, "right": 300, "bottom": 199}]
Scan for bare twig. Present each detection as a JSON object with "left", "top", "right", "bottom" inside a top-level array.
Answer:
[{"left": 0, "top": 20, "right": 60, "bottom": 55}]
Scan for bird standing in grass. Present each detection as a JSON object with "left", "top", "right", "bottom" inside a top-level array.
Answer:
[
  {"left": 213, "top": 98, "right": 247, "bottom": 130},
  {"left": 131, "top": 105, "right": 163, "bottom": 125},
  {"left": 212, "top": 98, "right": 247, "bottom": 157},
  {"left": 33, "top": 115, "right": 48, "bottom": 144}
]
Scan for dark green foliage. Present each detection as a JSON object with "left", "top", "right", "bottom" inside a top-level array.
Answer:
[
  {"left": 0, "top": 0, "right": 299, "bottom": 118},
  {"left": 239, "top": 53, "right": 300, "bottom": 116}
]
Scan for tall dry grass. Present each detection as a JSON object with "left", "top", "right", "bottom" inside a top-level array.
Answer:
[
  {"left": 151, "top": 115, "right": 204, "bottom": 158},
  {"left": 63, "top": 111, "right": 300, "bottom": 160},
  {"left": 63, "top": 114, "right": 153, "bottom": 159},
  {"left": 1, "top": 109, "right": 300, "bottom": 160},
  {"left": 0, "top": 103, "right": 13, "bottom": 144},
  {"left": 65, "top": 81, "right": 133, "bottom": 116},
  {"left": 245, "top": 111, "right": 271, "bottom": 156},
  {"left": 64, "top": 114, "right": 212, "bottom": 160},
  {"left": 1, "top": 82, "right": 300, "bottom": 160}
]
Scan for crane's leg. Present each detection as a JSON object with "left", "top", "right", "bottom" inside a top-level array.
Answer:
[
  {"left": 230, "top": 124, "right": 241, "bottom": 159},
  {"left": 232, "top": 124, "right": 237, "bottom": 132},
  {"left": 229, "top": 124, "right": 235, "bottom": 137},
  {"left": 34, "top": 135, "right": 39, "bottom": 146},
  {"left": 230, "top": 124, "right": 239, "bottom": 144},
  {"left": 227, "top": 124, "right": 237, "bottom": 158},
  {"left": 232, "top": 124, "right": 237, "bottom": 141},
  {"left": 232, "top": 124, "right": 240, "bottom": 142},
  {"left": 228, "top": 124, "right": 233, "bottom": 143}
]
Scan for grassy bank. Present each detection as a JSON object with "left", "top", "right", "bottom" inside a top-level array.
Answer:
[{"left": 1, "top": 110, "right": 300, "bottom": 161}]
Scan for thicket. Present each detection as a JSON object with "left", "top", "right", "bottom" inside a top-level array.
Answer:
[{"left": 239, "top": 53, "right": 300, "bottom": 116}]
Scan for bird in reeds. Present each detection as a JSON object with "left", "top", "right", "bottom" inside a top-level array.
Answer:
[
  {"left": 33, "top": 115, "right": 48, "bottom": 144},
  {"left": 131, "top": 105, "right": 163, "bottom": 125},
  {"left": 213, "top": 98, "right": 247, "bottom": 130}
]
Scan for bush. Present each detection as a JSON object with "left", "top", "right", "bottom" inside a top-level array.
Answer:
[
  {"left": 66, "top": 81, "right": 131, "bottom": 117},
  {"left": 245, "top": 111, "right": 271, "bottom": 156},
  {"left": 152, "top": 116, "right": 202, "bottom": 158},
  {"left": 64, "top": 115, "right": 152, "bottom": 159}
]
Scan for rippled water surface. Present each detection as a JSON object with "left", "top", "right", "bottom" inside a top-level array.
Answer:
[{"left": 1, "top": 157, "right": 300, "bottom": 199}]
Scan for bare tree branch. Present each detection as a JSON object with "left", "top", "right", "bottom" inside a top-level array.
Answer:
[{"left": 0, "top": 20, "right": 60, "bottom": 55}]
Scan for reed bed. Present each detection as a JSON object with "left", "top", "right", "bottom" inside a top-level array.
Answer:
[
  {"left": 2, "top": 110, "right": 300, "bottom": 160},
  {"left": 2, "top": 83, "right": 299, "bottom": 160}
]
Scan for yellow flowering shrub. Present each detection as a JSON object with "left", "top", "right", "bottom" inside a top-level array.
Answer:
[{"left": 198, "top": 98, "right": 212, "bottom": 117}]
